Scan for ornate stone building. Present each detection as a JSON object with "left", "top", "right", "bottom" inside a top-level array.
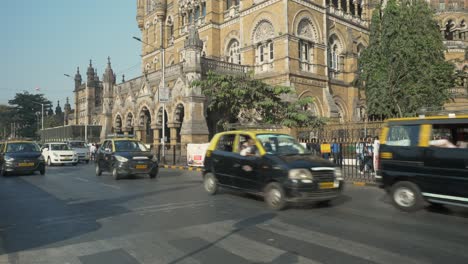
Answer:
[
  {"left": 72, "top": 0, "right": 373, "bottom": 144},
  {"left": 429, "top": 0, "right": 468, "bottom": 109}
]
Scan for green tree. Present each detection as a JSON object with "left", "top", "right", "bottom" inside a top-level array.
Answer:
[
  {"left": 0, "top": 105, "right": 14, "bottom": 139},
  {"left": 8, "top": 92, "right": 52, "bottom": 138},
  {"left": 358, "top": 0, "right": 455, "bottom": 118},
  {"left": 192, "top": 72, "right": 325, "bottom": 135}
]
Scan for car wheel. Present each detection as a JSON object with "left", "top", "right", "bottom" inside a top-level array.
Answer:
[
  {"left": 390, "top": 181, "right": 425, "bottom": 212},
  {"left": 39, "top": 165, "right": 45, "bottom": 175},
  {"left": 317, "top": 199, "right": 332, "bottom": 207},
  {"left": 112, "top": 167, "right": 120, "bottom": 180},
  {"left": 95, "top": 163, "right": 102, "bottom": 176},
  {"left": 1, "top": 164, "right": 7, "bottom": 177},
  {"left": 264, "top": 182, "right": 287, "bottom": 210},
  {"left": 47, "top": 157, "right": 52, "bottom": 166},
  {"left": 72, "top": 163, "right": 78, "bottom": 166},
  {"left": 203, "top": 173, "right": 218, "bottom": 195}
]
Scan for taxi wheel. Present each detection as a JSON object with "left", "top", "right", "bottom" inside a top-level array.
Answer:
[
  {"left": 264, "top": 182, "right": 287, "bottom": 210},
  {"left": 112, "top": 167, "right": 121, "bottom": 180},
  {"left": 39, "top": 165, "right": 45, "bottom": 175},
  {"left": 390, "top": 181, "right": 425, "bottom": 212},
  {"left": 203, "top": 173, "right": 218, "bottom": 195},
  {"left": 95, "top": 163, "right": 102, "bottom": 176}
]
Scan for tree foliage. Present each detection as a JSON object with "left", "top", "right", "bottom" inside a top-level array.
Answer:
[
  {"left": 358, "top": 0, "right": 455, "bottom": 118},
  {"left": 0, "top": 105, "right": 14, "bottom": 139},
  {"left": 7, "top": 92, "right": 52, "bottom": 138},
  {"left": 192, "top": 72, "right": 325, "bottom": 134}
]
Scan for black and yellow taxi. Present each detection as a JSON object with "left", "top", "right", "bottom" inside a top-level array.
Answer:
[
  {"left": 377, "top": 112, "right": 468, "bottom": 212},
  {"left": 95, "top": 136, "right": 158, "bottom": 180},
  {"left": 202, "top": 131, "right": 344, "bottom": 210},
  {"left": 0, "top": 140, "right": 45, "bottom": 176}
]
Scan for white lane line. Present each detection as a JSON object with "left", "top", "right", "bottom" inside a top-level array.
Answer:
[
  {"left": 173, "top": 220, "right": 322, "bottom": 264},
  {"left": 74, "top": 177, "right": 90, "bottom": 182},
  {"left": 100, "top": 183, "right": 121, "bottom": 189},
  {"left": 260, "top": 220, "right": 427, "bottom": 264}
]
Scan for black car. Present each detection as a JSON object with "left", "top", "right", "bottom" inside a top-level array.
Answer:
[
  {"left": 95, "top": 138, "right": 158, "bottom": 180},
  {"left": 377, "top": 114, "right": 468, "bottom": 212},
  {"left": 0, "top": 140, "right": 46, "bottom": 176},
  {"left": 203, "top": 131, "right": 344, "bottom": 210}
]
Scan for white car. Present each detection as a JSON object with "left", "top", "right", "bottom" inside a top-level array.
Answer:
[
  {"left": 41, "top": 142, "right": 78, "bottom": 166},
  {"left": 66, "top": 140, "right": 90, "bottom": 163}
]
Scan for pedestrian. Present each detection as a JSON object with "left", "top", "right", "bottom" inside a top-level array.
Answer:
[
  {"left": 311, "top": 138, "right": 320, "bottom": 156},
  {"left": 355, "top": 137, "right": 365, "bottom": 169},
  {"left": 361, "top": 136, "right": 374, "bottom": 174},
  {"left": 331, "top": 138, "right": 342, "bottom": 166},
  {"left": 90, "top": 143, "right": 97, "bottom": 161},
  {"left": 372, "top": 136, "right": 380, "bottom": 174}
]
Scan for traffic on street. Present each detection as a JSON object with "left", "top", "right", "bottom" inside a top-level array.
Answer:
[{"left": 1, "top": 163, "right": 468, "bottom": 264}]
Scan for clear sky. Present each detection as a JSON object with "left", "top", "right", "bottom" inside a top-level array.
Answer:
[{"left": 0, "top": 0, "right": 142, "bottom": 108}]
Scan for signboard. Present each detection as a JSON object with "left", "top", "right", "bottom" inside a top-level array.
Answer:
[
  {"left": 159, "top": 86, "right": 170, "bottom": 102},
  {"left": 187, "top": 143, "right": 210, "bottom": 167}
]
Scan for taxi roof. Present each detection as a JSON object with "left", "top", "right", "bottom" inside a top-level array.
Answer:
[
  {"left": 4, "top": 140, "right": 35, "bottom": 144},
  {"left": 110, "top": 138, "right": 139, "bottom": 142},
  {"left": 216, "top": 130, "right": 290, "bottom": 136},
  {"left": 386, "top": 114, "right": 468, "bottom": 125}
]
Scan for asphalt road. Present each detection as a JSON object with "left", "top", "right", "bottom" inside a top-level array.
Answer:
[{"left": 1, "top": 163, "right": 468, "bottom": 264}]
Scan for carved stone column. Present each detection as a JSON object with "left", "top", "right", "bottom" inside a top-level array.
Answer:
[
  {"left": 168, "top": 123, "right": 180, "bottom": 146},
  {"left": 122, "top": 127, "right": 130, "bottom": 137},
  {"left": 338, "top": 0, "right": 342, "bottom": 10},
  {"left": 133, "top": 126, "right": 144, "bottom": 141},
  {"left": 354, "top": 0, "right": 358, "bottom": 17},
  {"left": 346, "top": 0, "right": 351, "bottom": 14},
  {"left": 151, "top": 124, "right": 161, "bottom": 146}
]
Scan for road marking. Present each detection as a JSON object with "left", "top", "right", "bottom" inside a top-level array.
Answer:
[
  {"left": 74, "top": 177, "right": 90, "bottom": 182},
  {"left": 259, "top": 220, "right": 427, "bottom": 264},
  {"left": 100, "top": 183, "right": 121, "bottom": 189},
  {"left": 172, "top": 220, "right": 322, "bottom": 264}
]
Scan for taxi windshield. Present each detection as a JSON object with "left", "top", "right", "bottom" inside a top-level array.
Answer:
[
  {"left": 114, "top": 140, "right": 148, "bottom": 152},
  {"left": 51, "top": 144, "right": 71, "bottom": 151},
  {"left": 6, "top": 142, "right": 40, "bottom": 153},
  {"left": 256, "top": 134, "right": 307, "bottom": 155}
]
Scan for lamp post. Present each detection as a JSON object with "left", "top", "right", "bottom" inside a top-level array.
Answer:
[{"left": 133, "top": 36, "right": 170, "bottom": 160}]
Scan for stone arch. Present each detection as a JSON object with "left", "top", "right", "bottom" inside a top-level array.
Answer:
[
  {"left": 125, "top": 111, "right": 135, "bottom": 128},
  {"left": 114, "top": 114, "right": 123, "bottom": 133},
  {"left": 223, "top": 30, "right": 240, "bottom": 50},
  {"left": 168, "top": 54, "right": 175, "bottom": 65},
  {"left": 328, "top": 32, "right": 345, "bottom": 54},
  {"left": 225, "top": 38, "right": 241, "bottom": 64},
  {"left": 251, "top": 18, "right": 275, "bottom": 43},
  {"left": 138, "top": 105, "right": 153, "bottom": 143},
  {"left": 333, "top": 96, "right": 348, "bottom": 123},
  {"left": 444, "top": 18, "right": 456, "bottom": 40},
  {"left": 292, "top": 11, "right": 321, "bottom": 42},
  {"left": 356, "top": 42, "right": 366, "bottom": 57},
  {"left": 298, "top": 91, "right": 324, "bottom": 117},
  {"left": 172, "top": 77, "right": 186, "bottom": 99},
  {"left": 173, "top": 103, "right": 185, "bottom": 143}
]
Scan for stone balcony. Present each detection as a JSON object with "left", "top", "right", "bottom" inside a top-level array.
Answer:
[
  {"left": 327, "top": 6, "right": 368, "bottom": 28},
  {"left": 201, "top": 57, "right": 251, "bottom": 76}
]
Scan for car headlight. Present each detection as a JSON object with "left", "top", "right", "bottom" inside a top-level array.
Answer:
[
  {"left": 334, "top": 168, "right": 343, "bottom": 180},
  {"left": 288, "top": 169, "right": 313, "bottom": 180},
  {"left": 115, "top": 155, "right": 128, "bottom": 162},
  {"left": 38, "top": 156, "right": 45, "bottom": 161},
  {"left": 52, "top": 153, "right": 59, "bottom": 157},
  {"left": 5, "top": 156, "right": 14, "bottom": 162}
]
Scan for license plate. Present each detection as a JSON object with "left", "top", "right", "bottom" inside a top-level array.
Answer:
[
  {"left": 319, "top": 182, "right": 335, "bottom": 189},
  {"left": 19, "top": 162, "right": 34, "bottom": 167},
  {"left": 136, "top": 164, "right": 147, "bottom": 169}
]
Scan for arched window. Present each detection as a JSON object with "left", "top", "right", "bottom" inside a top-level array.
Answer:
[
  {"left": 227, "top": 39, "right": 241, "bottom": 64},
  {"left": 202, "top": 3, "right": 207, "bottom": 17},
  {"left": 328, "top": 35, "right": 342, "bottom": 74},
  {"left": 167, "top": 16, "right": 174, "bottom": 44},
  {"left": 195, "top": 6, "right": 200, "bottom": 20},
  {"left": 226, "top": 0, "right": 238, "bottom": 10},
  {"left": 253, "top": 21, "right": 275, "bottom": 65},
  {"left": 297, "top": 19, "right": 316, "bottom": 72}
]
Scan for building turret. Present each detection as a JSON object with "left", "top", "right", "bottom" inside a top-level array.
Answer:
[
  {"left": 86, "top": 60, "right": 95, "bottom": 86},
  {"left": 137, "top": 0, "right": 144, "bottom": 29},
  {"left": 64, "top": 97, "right": 71, "bottom": 125},
  {"left": 154, "top": 0, "right": 167, "bottom": 19},
  {"left": 55, "top": 100, "right": 62, "bottom": 115},
  {"left": 74, "top": 67, "right": 82, "bottom": 91},
  {"left": 100, "top": 57, "right": 115, "bottom": 140},
  {"left": 103, "top": 57, "right": 116, "bottom": 84}
]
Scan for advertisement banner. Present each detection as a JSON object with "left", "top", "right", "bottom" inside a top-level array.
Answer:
[{"left": 187, "top": 143, "right": 210, "bottom": 167}]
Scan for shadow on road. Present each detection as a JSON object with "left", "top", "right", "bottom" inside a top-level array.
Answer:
[{"left": 0, "top": 177, "right": 199, "bottom": 255}]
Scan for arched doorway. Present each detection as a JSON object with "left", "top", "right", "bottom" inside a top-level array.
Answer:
[
  {"left": 174, "top": 104, "right": 185, "bottom": 143},
  {"left": 115, "top": 115, "right": 123, "bottom": 134},
  {"left": 126, "top": 113, "right": 134, "bottom": 135},
  {"left": 157, "top": 107, "right": 169, "bottom": 143},
  {"left": 139, "top": 107, "right": 153, "bottom": 144}
]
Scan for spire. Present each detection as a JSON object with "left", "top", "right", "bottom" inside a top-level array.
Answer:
[
  {"left": 87, "top": 59, "right": 95, "bottom": 84},
  {"left": 94, "top": 69, "right": 99, "bottom": 82},
  {"left": 103, "top": 56, "right": 116, "bottom": 84},
  {"left": 64, "top": 97, "right": 71, "bottom": 112},
  {"left": 122, "top": 74, "right": 125, "bottom": 83},
  {"left": 184, "top": 22, "right": 203, "bottom": 50},
  {"left": 74, "top": 67, "right": 82, "bottom": 82},
  {"left": 55, "top": 100, "right": 62, "bottom": 115}
]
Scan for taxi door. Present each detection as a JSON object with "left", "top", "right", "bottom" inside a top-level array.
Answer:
[
  {"left": 211, "top": 134, "right": 236, "bottom": 186},
  {"left": 232, "top": 134, "right": 264, "bottom": 192},
  {"left": 423, "top": 122, "right": 468, "bottom": 199}
]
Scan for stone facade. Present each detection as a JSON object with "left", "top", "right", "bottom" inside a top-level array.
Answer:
[
  {"left": 430, "top": 0, "right": 468, "bottom": 109},
  {"left": 72, "top": 0, "right": 374, "bottom": 144}
]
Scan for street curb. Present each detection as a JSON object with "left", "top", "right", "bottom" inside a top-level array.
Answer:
[{"left": 160, "top": 165, "right": 377, "bottom": 187}]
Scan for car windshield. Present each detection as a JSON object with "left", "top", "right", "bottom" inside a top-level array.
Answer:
[
  {"left": 256, "top": 134, "right": 307, "bottom": 155},
  {"left": 6, "top": 143, "right": 40, "bottom": 153},
  {"left": 50, "top": 144, "right": 71, "bottom": 151},
  {"left": 69, "top": 142, "right": 86, "bottom": 148},
  {"left": 114, "top": 140, "right": 148, "bottom": 152}
]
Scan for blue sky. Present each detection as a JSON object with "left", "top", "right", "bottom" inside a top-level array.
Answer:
[{"left": 0, "top": 0, "right": 142, "bottom": 107}]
